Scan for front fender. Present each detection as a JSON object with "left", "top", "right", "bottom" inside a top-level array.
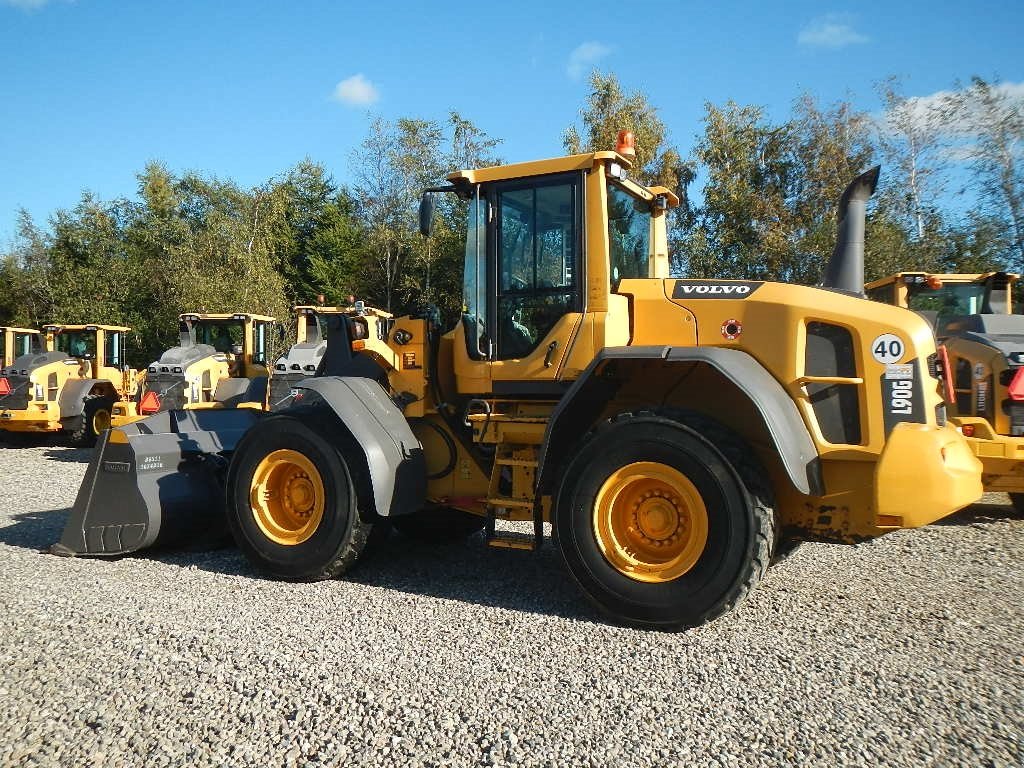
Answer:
[{"left": 293, "top": 377, "right": 425, "bottom": 517}]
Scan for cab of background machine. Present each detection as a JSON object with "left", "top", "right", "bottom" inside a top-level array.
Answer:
[{"left": 1, "top": 327, "right": 42, "bottom": 368}]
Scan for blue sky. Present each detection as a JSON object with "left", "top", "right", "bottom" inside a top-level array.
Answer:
[{"left": 1, "top": 0, "right": 1021, "bottom": 244}]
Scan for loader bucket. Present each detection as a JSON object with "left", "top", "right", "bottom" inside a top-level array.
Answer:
[{"left": 52, "top": 408, "right": 263, "bottom": 556}]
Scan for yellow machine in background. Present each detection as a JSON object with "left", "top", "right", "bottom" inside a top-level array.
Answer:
[
  {"left": 269, "top": 304, "right": 350, "bottom": 410},
  {"left": 1, "top": 326, "right": 40, "bottom": 368},
  {"left": 58, "top": 135, "right": 983, "bottom": 630},
  {"left": 111, "top": 312, "right": 277, "bottom": 426},
  {"left": 0, "top": 324, "right": 139, "bottom": 446},
  {"left": 868, "top": 270, "right": 1024, "bottom": 510}
]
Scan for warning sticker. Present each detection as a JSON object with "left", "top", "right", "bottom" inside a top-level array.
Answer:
[{"left": 884, "top": 363, "right": 914, "bottom": 380}]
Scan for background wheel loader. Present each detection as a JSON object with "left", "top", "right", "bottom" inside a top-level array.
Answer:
[
  {"left": 111, "top": 312, "right": 277, "bottom": 427},
  {"left": 55, "top": 134, "right": 983, "bottom": 630},
  {"left": 1, "top": 326, "right": 40, "bottom": 368},
  {"left": 269, "top": 304, "right": 351, "bottom": 411},
  {"left": 867, "top": 270, "right": 1024, "bottom": 512},
  {"left": 0, "top": 324, "right": 140, "bottom": 446}
]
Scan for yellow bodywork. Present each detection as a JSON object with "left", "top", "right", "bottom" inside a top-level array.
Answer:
[
  {"left": 868, "top": 270, "right": 1024, "bottom": 494},
  {"left": 0, "top": 324, "right": 140, "bottom": 434},
  {"left": 339, "top": 150, "right": 981, "bottom": 544}
]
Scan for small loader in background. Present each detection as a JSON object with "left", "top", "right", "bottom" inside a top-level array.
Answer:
[
  {"left": 111, "top": 312, "right": 277, "bottom": 426},
  {"left": 1, "top": 326, "right": 41, "bottom": 368},
  {"left": 867, "top": 270, "right": 1024, "bottom": 511},
  {"left": 0, "top": 324, "right": 140, "bottom": 446},
  {"left": 269, "top": 305, "right": 350, "bottom": 410},
  {"left": 56, "top": 135, "right": 983, "bottom": 630}
]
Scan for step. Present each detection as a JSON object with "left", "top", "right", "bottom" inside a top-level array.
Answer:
[
  {"left": 487, "top": 533, "right": 537, "bottom": 551},
  {"left": 484, "top": 496, "right": 534, "bottom": 510},
  {"left": 493, "top": 457, "right": 539, "bottom": 468}
]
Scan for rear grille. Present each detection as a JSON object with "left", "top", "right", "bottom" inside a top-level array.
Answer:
[
  {"left": 805, "top": 322, "right": 861, "bottom": 444},
  {"left": 269, "top": 374, "right": 308, "bottom": 411},
  {"left": 0, "top": 375, "right": 30, "bottom": 411},
  {"left": 144, "top": 374, "right": 188, "bottom": 411}
]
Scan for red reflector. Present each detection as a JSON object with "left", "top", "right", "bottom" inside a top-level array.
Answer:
[
  {"left": 139, "top": 391, "right": 161, "bottom": 414},
  {"left": 962, "top": 424, "right": 975, "bottom": 437},
  {"left": 1009, "top": 368, "right": 1024, "bottom": 401},
  {"left": 0, "top": 378, "right": 9, "bottom": 396},
  {"left": 938, "top": 345, "right": 955, "bottom": 404}
]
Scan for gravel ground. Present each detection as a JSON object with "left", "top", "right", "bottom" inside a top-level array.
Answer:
[{"left": 0, "top": 442, "right": 1022, "bottom": 767}]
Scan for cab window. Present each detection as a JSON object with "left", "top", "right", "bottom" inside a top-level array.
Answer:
[
  {"left": 57, "top": 331, "right": 96, "bottom": 359},
  {"left": 104, "top": 331, "right": 122, "bottom": 367},
  {"left": 607, "top": 181, "right": 652, "bottom": 284}
]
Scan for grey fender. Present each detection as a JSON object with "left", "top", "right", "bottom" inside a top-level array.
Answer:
[
  {"left": 537, "top": 346, "right": 824, "bottom": 498},
  {"left": 59, "top": 378, "right": 112, "bottom": 419},
  {"left": 293, "top": 377, "right": 425, "bottom": 518}
]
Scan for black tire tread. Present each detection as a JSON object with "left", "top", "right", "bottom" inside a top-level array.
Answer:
[
  {"left": 67, "top": 393, "right": 114, "bottom": 448},
  {"left": 559, "top": 409, "right": 777, "bottom": 629}
]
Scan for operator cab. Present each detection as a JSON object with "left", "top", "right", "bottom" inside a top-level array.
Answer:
[{"left": 421, "top": 132, "right": 676, "bottom": 396}]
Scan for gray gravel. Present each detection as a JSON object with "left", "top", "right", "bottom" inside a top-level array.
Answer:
[{"left": 0, "top": 442, "right": 1022, "bottom": 767}]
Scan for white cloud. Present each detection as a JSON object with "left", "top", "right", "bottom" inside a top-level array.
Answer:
[
  {"left": 567, "top": 41, "right": 611, "bottom": 80},
  {"left": 798, "top": 14, "right": 868, "bottom": 49},
  {"left": 1, "top": 0, "right": 56, "bottom": 9},
  {"left": 887, "top": 81, "right": 1024, "bottom": 138},
  {"left": 331, "top": 74, "right": 379, "bottom": 106}
]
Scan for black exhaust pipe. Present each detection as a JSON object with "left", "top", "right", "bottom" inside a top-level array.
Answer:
[{"left": 821, "top": 166, "right": 880, "bottom": 295}]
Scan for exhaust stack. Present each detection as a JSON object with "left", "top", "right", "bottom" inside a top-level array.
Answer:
[{"left": 821, "top": 166, "right": 880, "bottom": 295}]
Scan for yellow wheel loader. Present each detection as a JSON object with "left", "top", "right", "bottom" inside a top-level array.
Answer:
[
  {"left": 1, "top": 326, "right": 41, "bottom": 368},
  {"left": 54, "top": 135, "right": 983, "bottom": 630},
  {"left": 867, "top": 270, "right": 1024, "bottom": 511},
  {"left": 0, "top": 324, "right": 140, "bottom": 446},
  {"left": 110, "top": 312, "right": 277, "bottom": 426}
]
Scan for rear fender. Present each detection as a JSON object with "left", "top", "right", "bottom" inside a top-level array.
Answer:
[
  {"left": 537, "top": 346, "right": 824, "bottom": 497},
  {"left": 291, "top": 377, "right": 425, "bottom": 518},
  {"left": 59, "top": 378, "right": 113, "bottom": 418}
]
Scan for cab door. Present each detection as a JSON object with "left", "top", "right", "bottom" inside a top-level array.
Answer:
[{"left": 456, "top": 172, "right": 584, "bottom": 396}]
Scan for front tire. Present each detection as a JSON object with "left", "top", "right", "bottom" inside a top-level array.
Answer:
[
  {"left": 68, "top": 393, "right": 115, "bottom": 447},
  {"left": 555, "top": 414, "right": 774, "bottom": 630},
  {"left": 226, "top": 414, "right": 376, "bottom": 580}
]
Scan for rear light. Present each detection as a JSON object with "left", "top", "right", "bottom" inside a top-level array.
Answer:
[
  {"left": 0, "top": 378, "right": 9, "bottom": 396},
  {"left": 140, "top": 391, "right": 161, "bottom": 414},
  {"left": 936, "top": 346, "right": 955, "bottom": 404},
  {"left": 1009, "top": 368, "right": 1024, "bottom": 401},
  {"left": 350, "top": 319, "right": 368, "bottom": 340}
]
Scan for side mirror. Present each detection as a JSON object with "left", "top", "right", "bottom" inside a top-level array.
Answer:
[
  {"left": 419, "top": 192, "right": 435, "bottom": 237},
  {"left": 276, "top": 323, "right": 285, "bottom": 343}
]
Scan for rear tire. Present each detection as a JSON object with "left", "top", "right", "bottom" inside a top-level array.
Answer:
[
  {"left": 68, "top": 394, "right": 115, "bottom": 447},
  {"left": 226, "top": 414, "right": 376, "bottom": 581},
  {"left": 392, "top": 507, "right": 486, "bottom": 543},
  {"left": 554, "top": 414, "right": 774, "bottom": 630}
]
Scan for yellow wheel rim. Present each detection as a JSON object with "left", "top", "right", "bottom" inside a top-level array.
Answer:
[
  {"left": 593, "top": 461, "right": 709, "bottom": 583},
  {"left": 92, "top": 408, "right": 111, "bottom": 435},
  {"left": 250, "top": 449, "right": 325, "bottom": 546}
]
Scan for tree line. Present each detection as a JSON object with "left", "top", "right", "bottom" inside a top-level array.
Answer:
[{"left": 1, "top": 72, "right": 1020, "bottom": 366}]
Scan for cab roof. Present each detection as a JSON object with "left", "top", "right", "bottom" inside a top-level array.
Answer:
[
  {"left": 865, "top": 271, "right": 1021, "bottom": 289},
  {"left": 292, "top": 305, "right": 348, "bottom": 314},
  {"left": 447, "top": 149, "right": 679, "bottom": 206},
  {"left": 178, "top": 312, "right": 276, "bottom": 322},
  {"left": 41, "top": 324, "right": 131, "bottom": 333},
  {"left": 1, "top": 327, "right": 38, "bottom": 334}
]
